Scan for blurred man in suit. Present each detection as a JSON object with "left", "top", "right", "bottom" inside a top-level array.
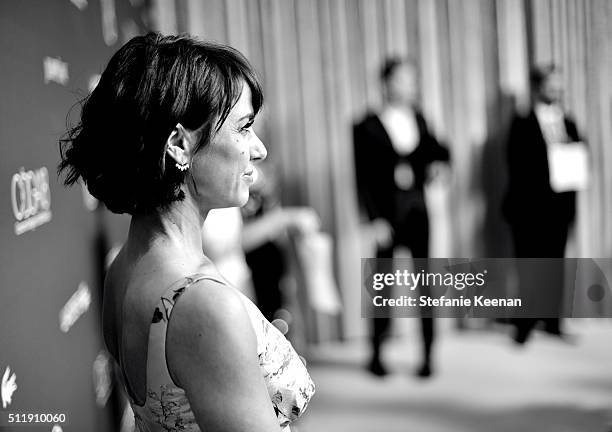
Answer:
[
  {"left": 503, "top": 65, "right": 586, "bottom": 343},
  {"left": 354, "top": 57, "right": 450, "bottom": 377}
]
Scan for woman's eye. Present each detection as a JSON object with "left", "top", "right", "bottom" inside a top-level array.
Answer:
[{"left": 240, "top": 122, "right": 254, "bottom": 134}]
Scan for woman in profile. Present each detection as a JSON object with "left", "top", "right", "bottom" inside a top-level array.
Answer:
[{"left": 59, "top": 33, "right": 314, "bottom": 432}]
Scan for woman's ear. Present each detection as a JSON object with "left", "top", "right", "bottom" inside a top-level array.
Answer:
[{"left": 165, "top": 123, "right": 195, "bottom": 165}]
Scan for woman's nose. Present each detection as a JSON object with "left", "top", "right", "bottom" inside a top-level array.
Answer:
[{"left": 250, "top": 132, "right": 267, "bottom": 162}]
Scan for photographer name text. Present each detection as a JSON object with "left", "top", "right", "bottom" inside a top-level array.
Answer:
[{"left": 372, "top": 295, "right": 521, "bottom": 308}]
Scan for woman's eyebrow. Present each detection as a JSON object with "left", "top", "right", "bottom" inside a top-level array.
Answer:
[{"left": 236, "top": 113, "right": 254, "bottom": 123}]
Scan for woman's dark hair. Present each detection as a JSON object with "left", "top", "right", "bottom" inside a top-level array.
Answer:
[{"left": 59, "top": 32, "right": 263, "bottom": 215}]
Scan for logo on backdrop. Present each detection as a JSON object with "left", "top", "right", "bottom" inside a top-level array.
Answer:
[
  {"left": 43, "top": 57, "right": 69, "bottom": 86},
  {"left": 1, "top": 366, "right": 17, "bottom": 409},
  {"left": 92, "top": 351, "right": 113, "bottom": 407},
  {"left": 69, "top": 0, "right": 87, "bottom": 11},
  {"left": 59, "top": 281, "right": 92, "bottom": 333},
  {"left": 11, "top": 166, "right": 52, "bottom": 235},
  {"left": 100, "top": 0, "right": 118, "bottom": 46}
]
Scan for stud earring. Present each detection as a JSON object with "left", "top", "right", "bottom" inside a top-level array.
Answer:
[{"left": 175, "top": 162, "right": 189, "bottom": 172}]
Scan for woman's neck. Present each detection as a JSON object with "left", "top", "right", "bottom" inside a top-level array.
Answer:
[{"left": 126, "top": 198, "right": 208, "bottom": 267}]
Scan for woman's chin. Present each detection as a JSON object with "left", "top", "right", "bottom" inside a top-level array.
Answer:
[
  {"left": 229, "top": 189, "right": 250, "bottom": 208},
  {"left": 206, "top": 188, "right": 250, "bottom": 210}
]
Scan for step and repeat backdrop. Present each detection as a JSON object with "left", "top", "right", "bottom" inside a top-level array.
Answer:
[{"left": 0, "top": 1, "right": 146, "bottom": 430}]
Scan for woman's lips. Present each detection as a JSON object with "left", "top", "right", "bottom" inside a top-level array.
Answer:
[{"left": 243, "top": 167, "right": 257, "bottom": 184}]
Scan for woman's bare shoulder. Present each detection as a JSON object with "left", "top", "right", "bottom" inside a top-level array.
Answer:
[
  {"left": 166, "top": 277, "right": 280, "bottom": 431},
  {"left": 169, "top": 276, "right": 251, "bottom": 334},
  {"left": 165, "top": 277, "right": 258, "bottom": 381}
]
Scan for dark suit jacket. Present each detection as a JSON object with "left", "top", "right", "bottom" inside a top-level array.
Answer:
[
  {"left": 353, "top": 111, "right": 450, "bottom": 225},
  {"left": 502, "top": 109, "right": 582, "bottom": 227}
]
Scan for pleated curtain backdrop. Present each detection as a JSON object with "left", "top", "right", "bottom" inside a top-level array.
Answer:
[{"left": 150, "top": 0, "right": 612, "bottom": 339}]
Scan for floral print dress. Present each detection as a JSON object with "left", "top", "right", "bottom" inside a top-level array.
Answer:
[{"left": 127, "top": 274, "right": 315, "bottom": 432}]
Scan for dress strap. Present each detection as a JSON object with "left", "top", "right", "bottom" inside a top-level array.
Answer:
[
  {"left": 150, "top": 273, "right": 226, "bottom": 325},
  {"left": 143, "top": 273, "right": 227, "bottom": 399}
]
